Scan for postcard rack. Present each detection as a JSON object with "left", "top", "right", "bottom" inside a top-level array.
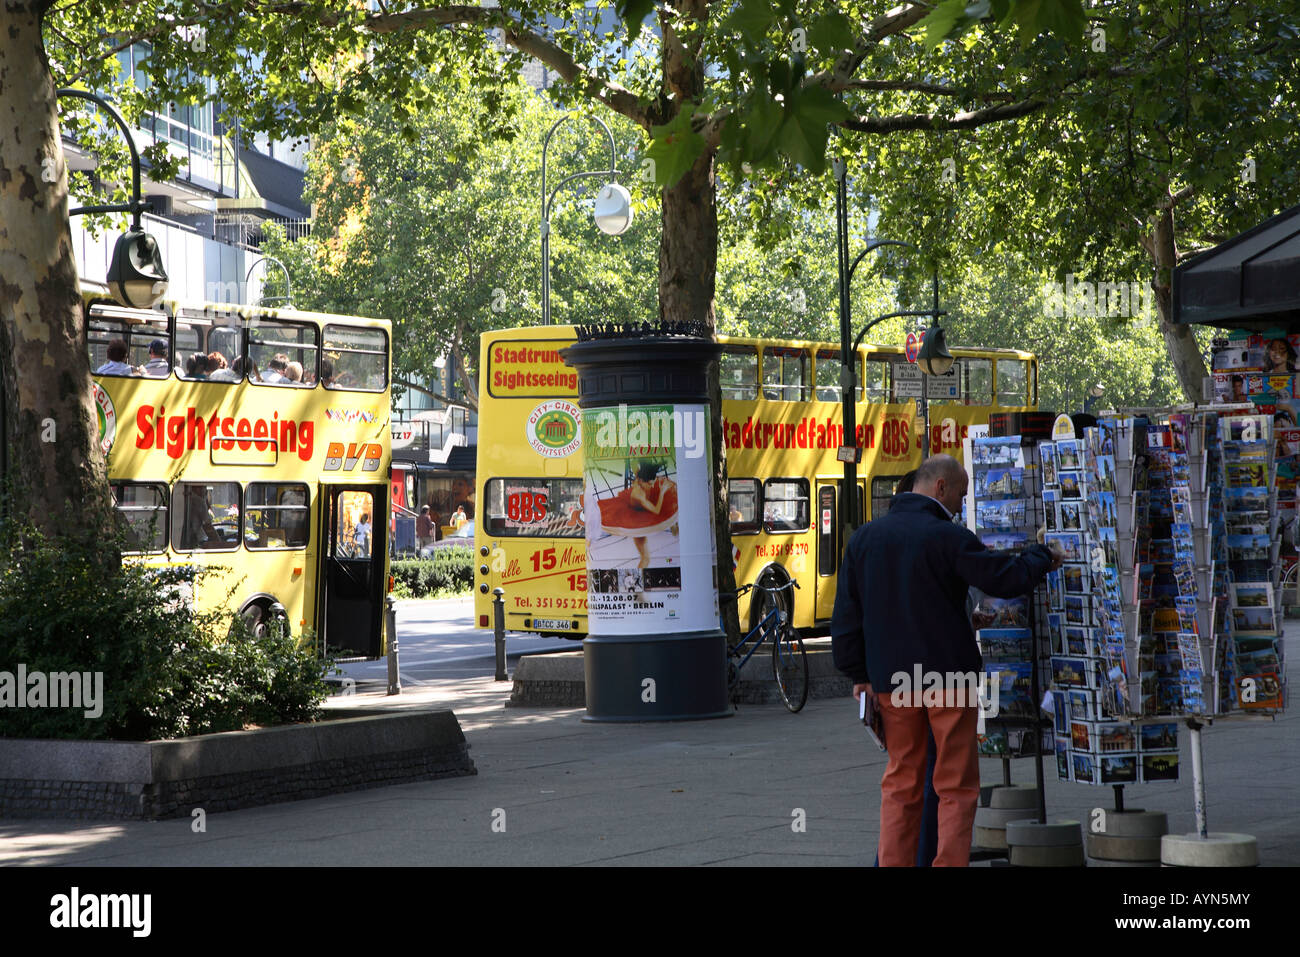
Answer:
[{"left": 963, "top": 430, "right": 1054, "bottom": 820}]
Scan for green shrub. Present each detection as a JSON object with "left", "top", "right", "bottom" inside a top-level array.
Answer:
[
  {"left": 0, "top": 521, "right": 331, "bottom": 740},
  {"left": 390, "top": 548, "right": 474, "bottom": 598}
]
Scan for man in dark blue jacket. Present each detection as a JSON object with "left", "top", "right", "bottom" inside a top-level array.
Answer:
[{"left": 832, "top": 454, "right": 1058, "bottom": 866}]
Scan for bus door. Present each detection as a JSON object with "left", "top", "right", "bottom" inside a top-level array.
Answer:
[
  {"left": 815, "top": 480, "right": 867, "bottom": 620},
  {"left": 318, "top": 485, "right": 388, "bottom": 658}
]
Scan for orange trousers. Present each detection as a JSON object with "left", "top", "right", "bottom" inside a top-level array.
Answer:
[{"left": 876, "top": 696, "right": 980, "bottom": 867}]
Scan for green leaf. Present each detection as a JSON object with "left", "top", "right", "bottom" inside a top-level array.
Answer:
[
  {"left": 807, "top": 11, "right": 855, "bottom": 59},
  {"left": 775, "top": 86, "right": 848, "bottom": 173},
  {"left": 727, "top": 0, "right": 777, "bottom": 46},
  {"left": 646, "top": 104, "right": 708, "bottom": 188},
  {"left": 745, "top": 91, "right": 784, "bottom": 162},
  {"left": 616, "top": 0, "right": 657, "bottom": 46}
]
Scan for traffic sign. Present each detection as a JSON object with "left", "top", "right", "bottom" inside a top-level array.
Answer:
[
  {"left": 905, "top": 331, "right": 922, "bottom": 363},
  {"left": 926, "top": 362, "right": 961, "bottom": 400},
  {"left": 894, "top": 363, "right": 924, "bottom": 398}
]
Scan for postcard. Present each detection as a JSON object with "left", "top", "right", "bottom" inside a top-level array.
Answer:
[
  {"left": 971, "top": 436, "right": 1023, "bottom": 467},
  {"left": 1073, "top": 752, "right": 1100, "bottom": 785},
  {"left": 1053, "top": 655, "right": 1090, "bottom": 688},
  {"left": 977, "top": 498, "right": 1028, "bottom": 529},
  {"left": 1062, "top": 563, "right": 1088, "bottom": 595},
  {"left": 977, "top": 626, "right": 1032, "bottom": 660},
  {"left": 1052, "top": 691, "right": 1069, "bottom": 735},
  {"left": 1142, "top": 752, "right": 1180, "bottom": 782},
  {"left": 1056, "top": 739, "right": 1072, "bottom": 781},
  {"left": 1070, "top": 720, "right": 1094, "bottom": 752},
  {"left": 1056, "top": 439, "right": 1083, "bottom": 471},
  {"left": 1059, "top": 470, "right": 1084, "bottom": 499},
  {"left": 1041, "top": 488, "right": 1059, "bottom": 530},
  {"left": 1139, "top": 722, "right": 1178, "bottom": 751},
  {"left": 1058, "top": 500, "right": 1084, "bottom": 531},
  {"left": 1067, "top": 689, "right": 1094, "bottom": 722},
  {"left": 1100, "top": 753, "right": 1139, "bottom": 784},
  {"left": 1064, "top": 594, "right": 1091, "bottom": 626},
  {"left": 1039, "top": 442, "right": 1059, "bottom": 487},
  {"left": 975, "top": 467, "right": 1025, "bottom": 500}
]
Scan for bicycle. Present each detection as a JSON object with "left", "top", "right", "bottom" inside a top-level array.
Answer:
[{"left": 725, "top": 578, "right": 807, "bottom": 713}]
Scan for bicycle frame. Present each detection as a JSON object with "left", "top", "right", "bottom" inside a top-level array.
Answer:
[{"left": 730, "top": 604, "right": 785, "bottom": 670}]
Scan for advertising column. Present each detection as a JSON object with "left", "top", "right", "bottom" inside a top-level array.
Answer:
[{"left": 561, "top": 327, "right": 729, "bottom": 721}]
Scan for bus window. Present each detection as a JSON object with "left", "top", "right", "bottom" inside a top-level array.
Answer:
[
  {"left": 814, "top": 350, "right": 861, "bottom": 402},
  {"left": 484, "top": 478, "right": 583, "bottom": 537},
  {"left": 172, "top": 482, "right": 241, "bottom": 551},
  {"left": 997, "top": 358, "right": 1029, "bottom": 406},
  {"left": 245, "top": 482, "right": 310, "bottom": 549},
  {"left": 324, "top": 324, "right": 388, "bottom": 392},
  {"left": 862, "top": 358, "right": 889, "bottom": 402},
  {"left": 250, "top": 318, "right": 319, "bottom": 386},
  {"left": 762, "top": 347, "right": 808, "bottom": 401},
  {"left": 176, "top": 310, "right": 242, "bottom": 382},
  {"left": 110, "top": 481, "right": 168, "bottom": 553},
  {"left": 720, "top": 347, "right": 758, "bottom": 400},
  {"left": 87, "top": 303, "right": 169, "bottom": 377},
  {"left": 871, "top": 476, "right": 909, "bottom": 521},
  {"left": 763, "top": 478, "right": 810, "bottom": 533},
  {"left": 728, "top": 478, "right": 761, "bottom": 534},
  {"left": 963, "top": 358, "right": 992, "bottom": 406}
]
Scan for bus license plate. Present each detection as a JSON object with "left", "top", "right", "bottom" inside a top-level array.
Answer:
[{"left": 533, "top": 618, "right": 573, "bottom": 630}]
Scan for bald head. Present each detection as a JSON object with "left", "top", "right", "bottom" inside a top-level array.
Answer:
[{"left": 913, "top": 454, "right": 968, "bottom": 515}]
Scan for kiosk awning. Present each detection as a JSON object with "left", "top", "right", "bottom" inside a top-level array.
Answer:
[{"left": 1172, "top": 203, "right": 1300, "bottom": 330}]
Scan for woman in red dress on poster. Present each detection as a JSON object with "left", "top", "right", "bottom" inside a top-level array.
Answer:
[{"left": 597, "top": 461, "right": 679, "bottom": 569}]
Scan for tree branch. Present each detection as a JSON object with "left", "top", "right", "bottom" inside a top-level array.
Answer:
[
  {"left": 360, "top": 6, "right": 649, "bottom": 126},
  {"left": 841, "top": 97, "right": 1047, "bottom": 133}
]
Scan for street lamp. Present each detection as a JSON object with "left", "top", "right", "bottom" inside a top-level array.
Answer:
[
  {"left": 833, "top": 160, "right": 948, "bottom": 533},
  {"left": 245, "top": 256, "right": 293, "bottom": 307},
  {"left": 540, "top": 113, "right": 631, "bottom": 325},
  {"left": 59, "top": 89, "right": 168, "bottom": 309}
]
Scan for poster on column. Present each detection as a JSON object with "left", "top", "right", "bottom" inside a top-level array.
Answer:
[{"left": 583, "top": 402, "right": 719, "bottom": 633}]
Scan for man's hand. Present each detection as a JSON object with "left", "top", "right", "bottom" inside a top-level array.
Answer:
[
  {"left": 853, "top": 683, "right": 872, "bottom": 701},
  {"left": 1047, "top": 542, "right": 1066, "bottom": 571}
]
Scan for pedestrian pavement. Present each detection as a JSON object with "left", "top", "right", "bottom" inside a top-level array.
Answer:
[{"left": 1, "top": 627, "right": 1295, "bottom": 866}]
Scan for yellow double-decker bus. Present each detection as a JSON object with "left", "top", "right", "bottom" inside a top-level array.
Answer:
[
  {"left": 86, "top": 287, "right": 392, "bottom": 658},
  {"left": 472, "top": 325, "right": 1036, "bottom": 639}
]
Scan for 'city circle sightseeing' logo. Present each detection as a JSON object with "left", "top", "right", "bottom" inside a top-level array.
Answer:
[
  {"left": 526, "top": 399, "right": 581, "bottom": 458},
  {"left": 92, "top": 382, "right": 117, "bottom": 455}
]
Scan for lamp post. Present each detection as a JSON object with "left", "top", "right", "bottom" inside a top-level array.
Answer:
[
  {"left": 245, "top": 256, "right": 293, "bottom": 307},
  {"left": 59, "top": 89, "right": 168, "bottom": 308},
  {"left": 540, "top": 113, "right": 631, "bottom": 325},
  {"left": 833, "top": 161, "right": 948, "bottom": 534}
]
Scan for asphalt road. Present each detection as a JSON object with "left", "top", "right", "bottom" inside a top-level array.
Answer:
[{"left": 336, "top": 596, "right": 578, "bottom": 684}]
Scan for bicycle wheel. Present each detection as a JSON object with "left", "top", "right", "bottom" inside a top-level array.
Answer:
[{"left": 771, "top": 618, "right": 808, "bottom": 713}]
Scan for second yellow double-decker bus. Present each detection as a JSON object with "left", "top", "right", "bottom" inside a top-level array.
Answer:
[
  {"left": 87, "top": 288, "right": 393, "bottom": 658},
  {"left": 472, "top": 326, "right": 1036, "bottom": 639}
]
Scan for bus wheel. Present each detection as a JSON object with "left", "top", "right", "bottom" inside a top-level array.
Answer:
[{"left": 238, "top": 600, "right": 288, "bottom": 640}]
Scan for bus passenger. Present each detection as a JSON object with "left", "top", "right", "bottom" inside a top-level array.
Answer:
[
  {"left": 141, "top": 339, "right": 170, "bottom": 377},
  {"left": 180, "top": 485, "right": 222, "bottom": 549},
  {"left": 95, "top": 339, "right": 136, "bottom": 376},
  {"left": 320, "top": 360, "right": 335, "bottom": 387},
  {"left": 286, "top": 360, "right": 304, "bottom": 383},
  {"left": 355, "top": 513, "right": 372, "bottom": 556},
  {"left": 261, "top": 353, "right": 291, "bottom": 384},
  {"left": 208, "top": 352, "right": 239, "bottom": 382},
  {"left": 184, "top": 353, "right": 210, "bottom": 379}
]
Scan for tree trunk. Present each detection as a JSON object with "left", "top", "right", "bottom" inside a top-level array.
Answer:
[
  {"left": 656, "top": 0, "right": 738, "bottom": 641},
  {"left": 0, "top": 5, "right": 116, "bottom": 541},
  {"left": 1146, "top": 202, "right": 1209, "bottom": 402}
]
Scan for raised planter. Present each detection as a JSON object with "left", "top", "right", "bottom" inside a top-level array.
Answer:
[{"left": 0, "top": 709, "right": 474, "bottom": 820}]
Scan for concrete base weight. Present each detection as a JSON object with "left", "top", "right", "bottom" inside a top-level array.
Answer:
[{"left": 1161, "top": 833, "right": 1259, "bottom": 867}]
